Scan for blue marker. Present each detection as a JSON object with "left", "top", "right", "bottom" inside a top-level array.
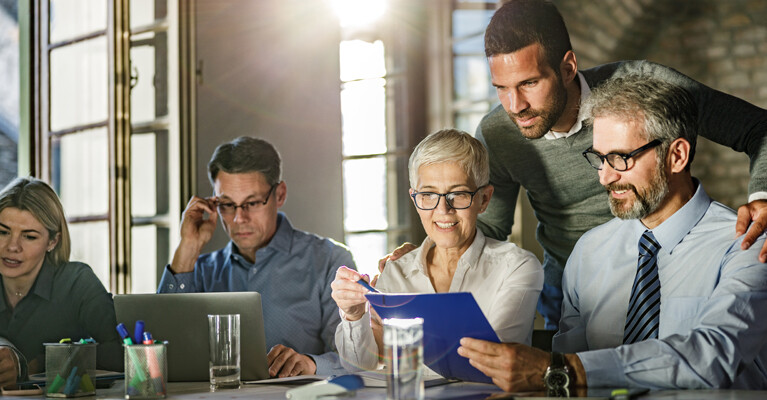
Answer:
[
  {"left": 356, "top": 279, "right": 380, "bottom": 293},
  {"left": 133, "top": 320, "right": 145, "bottom": 345},
  {"left": 116, "top": 323, "right": 133, "bottom": 345}
]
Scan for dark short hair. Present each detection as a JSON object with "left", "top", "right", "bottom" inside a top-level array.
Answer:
[
  {"left": 584, "top": 75, "right": 698, "bottom": 170},
  {"left": 484, "top": 0, "right": 572, "bottom": 71},
  {"left": 207, "top": 137, "right": 282, "bottom": 186}
]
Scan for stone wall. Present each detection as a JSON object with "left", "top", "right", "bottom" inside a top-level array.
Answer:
[{"left": 555, "top": 0, "right": 767, "bottom": 209}]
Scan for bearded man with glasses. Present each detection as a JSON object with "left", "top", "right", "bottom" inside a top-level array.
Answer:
[
  {"left": 158, "top": 136, "right": 356, "bottom": 378},
  {"left": 330, "top": 129, "right": 543, "bottom": 376}
]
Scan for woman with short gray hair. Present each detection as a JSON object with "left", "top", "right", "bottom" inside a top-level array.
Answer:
[{"left": 331, "top": 129, "right": 543, "bottom": 378}]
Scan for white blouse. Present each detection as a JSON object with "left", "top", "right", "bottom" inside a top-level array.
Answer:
[{"left": 335, "top": 229, "right": 543, "bottom": 372}]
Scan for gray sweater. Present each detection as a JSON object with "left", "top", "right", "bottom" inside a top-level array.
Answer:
[{"left": 476, "top": 60, "right": 767, "bottom": 287}]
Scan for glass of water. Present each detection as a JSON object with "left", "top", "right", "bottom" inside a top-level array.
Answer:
[
  {"left": 383, "top": 318, "right": 424, "bottom": 400},
  {"left": 207, "top": 314, "right": 241, "bottom": 390}
]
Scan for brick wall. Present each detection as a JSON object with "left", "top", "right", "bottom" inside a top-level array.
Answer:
[{"left": 555, "top": 0, "right": 767, "bottom": 209}]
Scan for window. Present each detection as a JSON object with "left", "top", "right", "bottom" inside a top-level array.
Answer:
[
  {"left": 36, "top": 0, "right": 188, "bottom": 293},
  {"left": 0, "top": 0, "right": 20, "bottom": 187},
  {"left": 335, "top": 0, "right": 425, "bottom": 277}
]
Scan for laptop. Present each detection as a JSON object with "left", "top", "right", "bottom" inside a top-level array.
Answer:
[{"left": 114, "top": 292, "right": 269, "bottom": 382}]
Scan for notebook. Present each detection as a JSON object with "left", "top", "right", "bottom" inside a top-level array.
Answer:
[{"left": 114, "top": 292, "right": 269, "bottom": 382}]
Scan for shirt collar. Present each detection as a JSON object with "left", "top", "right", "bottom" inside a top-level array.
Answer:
[
  {"left": 0, "top": 260, "right": 55, "bottom": 311},
  {"left": 631, "top": 179, "right": 711, "bottom": 254},
  {"left": 406, "top": 229, "right": 487, "bottom": 278},
  {"left": 543, "top": 72, "right": 591, "bottom": 140},
  {"left": 227, "top": 212, "right": 294, "bottom": 265}
]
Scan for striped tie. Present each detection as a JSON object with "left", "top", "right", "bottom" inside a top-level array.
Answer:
[{"left": 623, "top": 230, "right": 661, "bottom": 344}]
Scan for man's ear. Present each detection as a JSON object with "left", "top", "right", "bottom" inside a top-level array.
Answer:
[
  {"left": 668, "top": 138, "right": 691, "bottom": 173},
  {"left": 559, "top": 50, "right": 578, "bottom": 84},
  {"left": 275, "top": 181, "right": 287, "bottom": 208}
]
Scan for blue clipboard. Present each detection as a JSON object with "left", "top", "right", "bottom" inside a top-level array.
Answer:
[{"left": 365, "top": 292, "right": 499, "bottom": 383}]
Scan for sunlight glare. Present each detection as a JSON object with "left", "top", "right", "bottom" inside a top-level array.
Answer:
[{"left": 331, "top": 0, "right": 387, "bottom": 28}]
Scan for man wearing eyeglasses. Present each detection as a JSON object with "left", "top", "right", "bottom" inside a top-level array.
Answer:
[
  {"left": 158, "top": 136, "right": 356, "bottom": 377},
  {"left": 458, "top": 76, "right": 767, "bottom": 392}
]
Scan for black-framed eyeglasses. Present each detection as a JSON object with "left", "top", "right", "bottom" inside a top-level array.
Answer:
[
  {"left": 216, "top": 183, "right": 277, "bottom": 216},
  {"left": 582, "top": 140, "right": 662, "bottom": 171},
  {"left": 410, "top": 186, "right": 486, "bottom": 210}
]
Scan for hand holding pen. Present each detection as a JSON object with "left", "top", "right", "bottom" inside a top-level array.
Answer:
[{"left": 330, "top": 266, "right": 379, "bottom": 322}]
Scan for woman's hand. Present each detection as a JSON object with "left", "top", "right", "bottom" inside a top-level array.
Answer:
[{"left": 330, "top": 266, "right": 374, "bottom": 321}]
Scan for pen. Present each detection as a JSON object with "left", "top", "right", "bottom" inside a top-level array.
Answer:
[
  {"left": 356, "top": 279, "right": 380, "bottom": 293},
  {"left": 133, "top": 320, "right": 145, "bottom": 346},
  {"left": 116, "top": 323, "right": 133, "bottom": 345},
  {"left": 142, "top": 332, "right": 154, "bottom": 345},
  {"left": 47, "top": 339, "right": 80, "bottom": 394},
  {"left": 117, "top": 323, "right": 147, "bottom": 382}
]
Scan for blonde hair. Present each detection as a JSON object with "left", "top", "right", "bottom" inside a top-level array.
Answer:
[
  {"left": 408, "top": 129, "right": 489, "bottom": 189},
  {"left": 0, "top": 177, "right": 71, "bottom": 266}
]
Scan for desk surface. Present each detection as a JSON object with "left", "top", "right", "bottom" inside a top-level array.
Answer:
[{"left": 6, "top": 380, "right": 767, "bottom": 399}]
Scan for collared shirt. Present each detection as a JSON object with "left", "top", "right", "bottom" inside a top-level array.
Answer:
[
  {"left": 554, "top": 182, "right": 767, "bottom": 389},
  {"left": 336, "top": 229, "right": 543, "bottom": 372},
  {"left": 0, "top": 261, "right": 123, "bottom": 377},
  {"left": 158, "top": 212, "right": 356, "bottom": 375},
  {"left": 542, "top": 72, "right": 591, "bottom": 140}
]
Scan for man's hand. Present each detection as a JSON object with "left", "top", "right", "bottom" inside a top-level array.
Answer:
[
  {"left": 0, "top": 347, "right": 19, "bottom": 388},
  {"left": 170, "top": 196, "right": 218, "bottom": 274},
  {"left": 330, "top": 266, "right": 373, "bottom": 321},
  {"left": 266, "top": 345, "right": 316, "bottom": 377},
  {"left": 377, "top": 242, "right": 418, "bottom": 273},
  {"left": 736, "top": 199, "right": 767, "bottom": 262},
  {"left": 457, "top": 339, "right": 549, "bottom": 392}
]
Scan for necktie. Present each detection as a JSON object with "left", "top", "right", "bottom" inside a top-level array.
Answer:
[{"left": 624, "top": 230, "right": 661, "bottom": 344}]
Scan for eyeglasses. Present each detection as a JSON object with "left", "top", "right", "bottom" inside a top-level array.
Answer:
[
  {"left": 216, "top": 184, "right": 277, "bottom": 216},
  {"left": 582, "top": 140, "right": 662, "bottom": 171},
  {"left": 410, "top": 186, "right": 486, "bottom": 210}
]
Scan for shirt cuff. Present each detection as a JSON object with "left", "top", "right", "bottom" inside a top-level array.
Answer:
[
  {"left": 157, "top": 265, "right": 195, "bottom": 292},
  {"left": 577, "top": 348, "right": 628, "bottom": 388},
  {"left": 308, "top": 352, "right": 346, "bottom": 376},
  {"left": 748, "top": 191, "right": 767, "bottom": 203}
]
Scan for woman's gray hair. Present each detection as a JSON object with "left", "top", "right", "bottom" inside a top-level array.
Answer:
[
  {"left": 408, "top": 129, "right": 490, "bottom": 189},
  {"left": 583, "top": 74, "right": 698, "bottom": 170},
  {"left": 0, "top": 177, "right": 71, "bottom": 267},
  {"left": 207, "top": 136, "right": 282, "bottom": 186}
]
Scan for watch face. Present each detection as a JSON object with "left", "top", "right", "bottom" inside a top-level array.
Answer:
[{"left": 546, "top": 370, "right": 569, "bottom": 387}]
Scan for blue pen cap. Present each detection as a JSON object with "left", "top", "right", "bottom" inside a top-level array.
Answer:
[
  {"left": 116, "top": 323, "right": 130, "bottom": 340},
  {"left": 143, "top": 331, "right": 153, "bottom": 343},
  {"left": 134, "top": 320, "right": 145, "bottom": 344}
]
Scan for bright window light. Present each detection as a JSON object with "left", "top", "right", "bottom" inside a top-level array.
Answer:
[{"left": 331, "top": 0, "right": 386, "bottom": 29}]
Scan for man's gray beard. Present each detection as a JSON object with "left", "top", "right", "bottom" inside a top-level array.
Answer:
[{"left": 608, "top": 165, "right": 669, "bottom": 220}]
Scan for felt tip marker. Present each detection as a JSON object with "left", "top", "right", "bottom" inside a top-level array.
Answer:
[{"left": 116, "top": 323, "right": 133, "bottom": 345}]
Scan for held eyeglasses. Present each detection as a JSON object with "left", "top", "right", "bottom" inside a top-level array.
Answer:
[
  {"left": 216, "top": 183, "right": 277, "bottom": 216},
  {"left": 410, "top": 186, "right": 486, "bottom": 210},
  {"left": 582, "top": 140, "right": 662, "bottom": 171}
]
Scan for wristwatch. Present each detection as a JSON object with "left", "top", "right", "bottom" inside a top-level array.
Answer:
[{"left": 543, "top": 351, "right": 570, "bottom": 397}]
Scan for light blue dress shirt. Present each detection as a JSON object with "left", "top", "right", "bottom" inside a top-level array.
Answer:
[
  {"left": 158, "top": 212, "right": 356, "bottom": 375},
  {"left": 554, "top": 182, "right": 767, "bottom": 389}
]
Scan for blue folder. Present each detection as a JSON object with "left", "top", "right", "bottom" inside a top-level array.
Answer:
[{"left": 365, "top": 292, "right": 499, "bottom": 383}]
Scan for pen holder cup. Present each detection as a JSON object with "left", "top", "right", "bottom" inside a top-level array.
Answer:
[
  {"left": 44, "top": 342, "right": 98, "bottom": 398},
  {"left": 124, "top": 343, "right": 167, "bottom": 399}
]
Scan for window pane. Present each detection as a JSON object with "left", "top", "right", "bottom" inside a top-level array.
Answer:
[
  {"left": 346, "top": 232, "right": 387, "bottom": 278},
  {"left": 339, "top": 40, "right": 386, "bottom": 82},
  {"left": 341, "top": 78, "right": 387, "bottom": 156},
  {"left": 50, "top": 37, "right": 108, "bottom": 131},
  {"left": 343, "top": 157, "right": 387, "bottom": 231},
  {"left": 130, "top": 38, "right": 157, "bottom": 124},
  {"left": 456, "top": 107, "right": 491, "bottom": 135},
  {"left": 131, "top": 133, "right": 157, "bottom": 217},
  {"left": 131, "top": 225, "right": 157, "bottom": 293},
  {"left": 452, "top": 9, "right": 493, "bottom": 43},
  {"left": 453, "top": 55, "right": 493, "bottom": 102},
  {"left": 0, "top": 3, "right": 19, "bottom": 187},
  {"left": 52, "top": 128, "right": 109, "bottom": 217},
  {"left": 131, "top": 0, "right": 167, "bottom": 29},
  {"left": 49, "top": 0, "right": 107, "bottom": 43},
  {"left": 69, "top": 221, "right": 110, "bottom": 289}
]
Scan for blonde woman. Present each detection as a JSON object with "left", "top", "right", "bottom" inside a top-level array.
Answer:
[{"left": 0, "top": 178, "right": 122, "bottom": 385}]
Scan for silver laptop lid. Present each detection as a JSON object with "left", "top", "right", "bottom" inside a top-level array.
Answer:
[{"left": 114, "top": 292, "right": 269, "bottom": 382}]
